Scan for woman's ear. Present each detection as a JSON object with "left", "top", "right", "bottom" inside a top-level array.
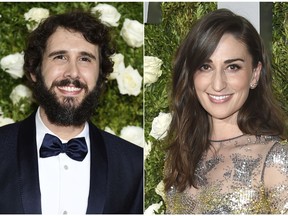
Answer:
[{"left": 250, "top": 61, "right": 262, "bottom": 89}]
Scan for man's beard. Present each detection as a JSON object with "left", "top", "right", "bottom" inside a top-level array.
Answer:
[{"left": 33, "top": 74, "right": 100, "bottom": 126}]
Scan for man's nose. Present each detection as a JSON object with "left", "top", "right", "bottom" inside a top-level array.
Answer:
[{"left": 64, "top": 60, "right": 80, "bottom": 79}]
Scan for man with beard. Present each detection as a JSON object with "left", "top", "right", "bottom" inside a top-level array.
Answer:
[{"left": 0, "top": 11, "right": 143, "bottom": 214}]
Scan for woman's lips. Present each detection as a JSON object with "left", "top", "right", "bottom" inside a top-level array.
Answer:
[{"left": 208, "top": 93, "right": 233, "bottom": 104}]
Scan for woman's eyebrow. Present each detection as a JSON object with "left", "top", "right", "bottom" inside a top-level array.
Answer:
[{"left": 224, "top": 58, "right": 245, "bottom": 64}]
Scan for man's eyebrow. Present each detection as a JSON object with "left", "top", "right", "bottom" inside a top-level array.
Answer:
[
  {"left": 80, "top": 51, "right": 97, "bottom": 60},
  {"left": 47, "top": 50, "right": 97, "bottom": 60},
  {"left": 48, "top": 50, "right": 67, "bottom": 58}
]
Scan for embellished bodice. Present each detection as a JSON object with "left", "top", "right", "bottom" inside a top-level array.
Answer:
[{"left": 165, "top": 135, "right": 288, "bottom": 214}]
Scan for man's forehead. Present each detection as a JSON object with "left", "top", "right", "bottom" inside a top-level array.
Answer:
[{"left": 45, "top": 27, "right": 99, "bottom": 54}]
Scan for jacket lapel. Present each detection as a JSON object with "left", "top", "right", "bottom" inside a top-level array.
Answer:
[
  {"left": 17, "top": 114, "right": 108, "bottom": 213},
  {"left": 86, "top": 123, "right": 108, "bottom": 214},
  {"left": 17, "top": 112, "right": 42, "bottom": 213}
]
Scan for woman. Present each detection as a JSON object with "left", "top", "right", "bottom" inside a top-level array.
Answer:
[{"left": 164, "top": 8, "right": 288, "bottom": 214}]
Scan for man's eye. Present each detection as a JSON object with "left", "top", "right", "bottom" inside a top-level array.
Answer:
[{"left": 53, "top": 55, "right": 66, "bottom": 60}]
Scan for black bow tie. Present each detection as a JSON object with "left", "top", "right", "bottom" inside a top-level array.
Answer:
[{"left": 40, "top": 133, "right": 88, "bottom": 161}]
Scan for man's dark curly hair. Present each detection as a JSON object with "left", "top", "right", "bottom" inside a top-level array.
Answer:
[{"left": 23, "top": 10, "right": 114, "bottom": 93}]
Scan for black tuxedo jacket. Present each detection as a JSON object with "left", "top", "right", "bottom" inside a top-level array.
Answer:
[{"left": 0, "top": 112, "right": 143, "bottom": 214}]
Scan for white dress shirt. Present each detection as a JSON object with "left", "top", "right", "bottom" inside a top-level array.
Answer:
[{"left": 35, "top": 107, "right": 90, "bottom": 214}]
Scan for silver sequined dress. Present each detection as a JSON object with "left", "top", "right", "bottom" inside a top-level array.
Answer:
[{"left": 165, "top": 135, "right": 288, "bottom": 214}]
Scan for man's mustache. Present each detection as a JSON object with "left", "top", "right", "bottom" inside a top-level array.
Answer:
[{"left": 51, "top": 78, "right": 89, "bottom": 92}]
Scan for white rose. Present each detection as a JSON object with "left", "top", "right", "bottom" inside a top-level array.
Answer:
[
  {"left": 0, "top": 116, "right": 15, "bottom": 127},
  {"left": 144, "top": 201, "right": 163, "bottom": 215},
  {"left": 149, "top": 112, "right": 172, "bottom": 140},
  {"left": 116, "top": 65, "right": 142, "bottom": 96},
  {"left": 104, "top": 126, "right": 116, "bottom": 135},
  {"left": 120, "top": 126, "right": 144, "bottom": 148},
  {"left": 144, "top": 140, "right": 152, "bottom": 161},
  {"left": 155, "top": 180, "right": 165, "bottom": 200},
  {"left": 0, "top": 52, "right": 24, "bottom": 79},
  {"left": 10, "top": 84, "right": 33, "bottom": 105},
  {"left": 120, "top": 18, "right": 144, "bottom": 48},
  {"left": 144, "top": 56, "right": 163, "bottom": 86},
  {"left": 24, "top": 8, "right": 49, "bottom": 30},
  {"left": 91, "top": 3, "right": 121, "bottom": 27},
  {"left": 24, "top": 7, "right": 49, "bottom": 22},
  {"left": 109, "top": 53, "right": 125, "bottom": 80}
]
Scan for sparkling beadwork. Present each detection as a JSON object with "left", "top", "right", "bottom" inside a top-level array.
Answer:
[
  {"left": 231, "top": 153, "right": 261, "bottom": 186},
  {"left": 165, "top": 135, "right": 288, "bottom": 214}
]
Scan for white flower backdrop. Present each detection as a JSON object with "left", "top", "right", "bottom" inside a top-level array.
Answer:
[
  {"left": 121, "top": 18, "right": 144, "bottom": 48},
  {"left": 24, "top": 7, "right": 49, "bottom": 31},
  {"left": 0, "top": 52, "right": 25, "bottom": 79},
  {"left": 91, "top": 3, "right": 121, "bottom": 27},
  {"left": 0, "top": 2, "right": 144, "bottom": 148}
]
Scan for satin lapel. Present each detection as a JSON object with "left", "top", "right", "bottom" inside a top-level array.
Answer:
[
  {"left": 86, "top": 123, "right": 108, "bottom": 214},
  {"left": 17, "top": 112, "right": 41, "bottom": 213}
]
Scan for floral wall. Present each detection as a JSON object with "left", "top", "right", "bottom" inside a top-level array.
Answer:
[
  {"left": 144, "top": 2, "right": 288, "bottom": 214},
  {"left": 0, "top": 2, "right": 144, "bottom": 147}
]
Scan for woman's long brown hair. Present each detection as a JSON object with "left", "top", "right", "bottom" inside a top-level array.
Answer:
[{"left": 164, "top": 9, "right": 287, "bottom": 192}]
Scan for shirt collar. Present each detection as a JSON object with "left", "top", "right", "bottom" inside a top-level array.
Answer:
[{"left": 35, "top": 107, "right": 90, "bottom": 151}]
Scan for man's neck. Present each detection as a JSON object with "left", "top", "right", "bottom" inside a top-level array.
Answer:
[{"left": 39, "top": 107, "right": 85, "bottom": 140}]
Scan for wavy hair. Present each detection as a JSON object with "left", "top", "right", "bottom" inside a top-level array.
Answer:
[
  {"left": 23, "top": 10, "right": 114, "bottom": 95},
  {"left": 164, "top": 8, "right": 287, "bottom": 192}
]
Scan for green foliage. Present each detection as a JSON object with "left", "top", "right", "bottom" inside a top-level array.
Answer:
[
  {"left": 272, "top": 2, "right": 288, "bottom": 127},
  {"left": 0, "top": 2, "right": 143, "bottom": 132},
  {"left": 144, "top": 2, "right": 216, "bottom": 212}
]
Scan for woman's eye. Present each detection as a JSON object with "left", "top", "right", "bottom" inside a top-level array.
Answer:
[
  {"left": 199, "top": 64, "right": 211, "bottom": 71},
  {"left": 79, "top": 57, "right": 91, "bottom": 62},
  {"left": 226, "top": 64, "right": 240, "bottom": 71}
]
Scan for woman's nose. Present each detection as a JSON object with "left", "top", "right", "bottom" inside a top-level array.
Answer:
[{"left": 211, "top": 70, "right": 227, "bottom": 92}]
